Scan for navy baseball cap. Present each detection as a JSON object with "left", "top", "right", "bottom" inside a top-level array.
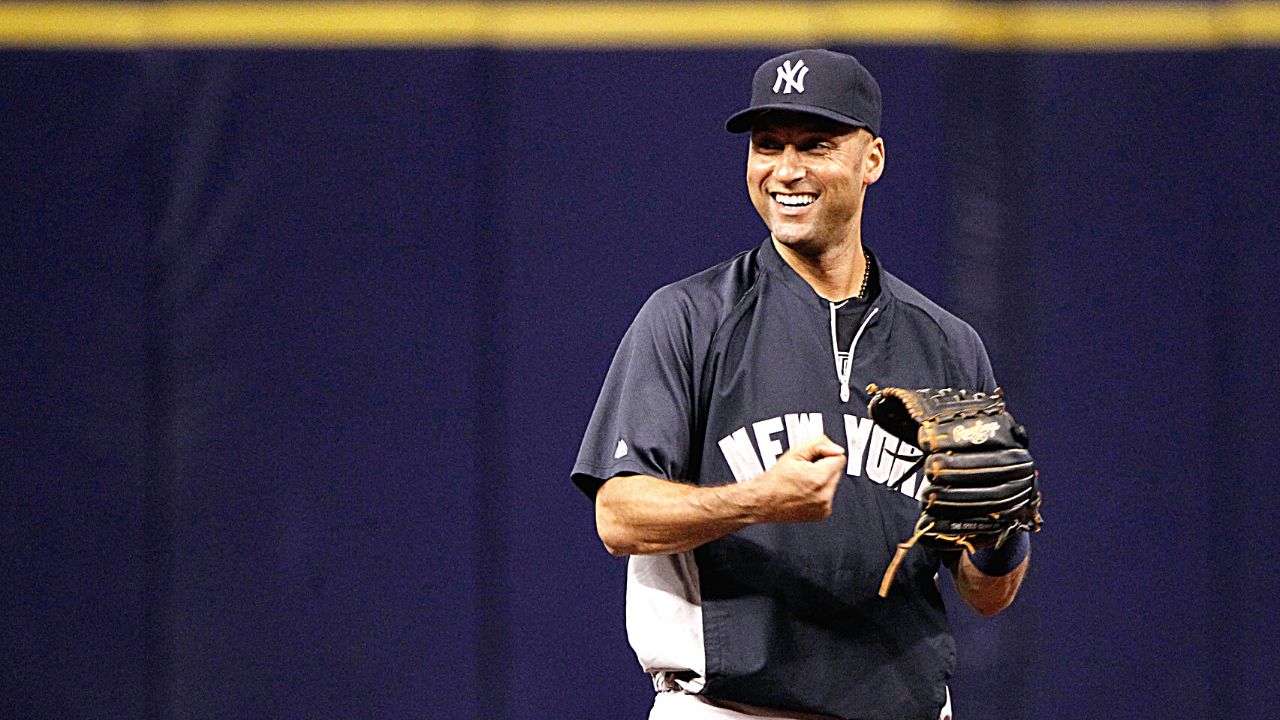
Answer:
[{"left": 725, "top": 49, "right": 882, "bottom": 136}]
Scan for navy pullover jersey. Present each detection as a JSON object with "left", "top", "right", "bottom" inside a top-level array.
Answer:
[{"left": 573, "top": 238, "right": 996, "bottom": 720}]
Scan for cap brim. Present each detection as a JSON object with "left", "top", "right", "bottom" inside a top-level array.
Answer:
[{"left": 725, "top": 104, "right": 873, "bottom": 134}]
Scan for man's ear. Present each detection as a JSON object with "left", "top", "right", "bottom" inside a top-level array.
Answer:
[{"left": 864, "top": 136, "right": 885, "bottom": 186}]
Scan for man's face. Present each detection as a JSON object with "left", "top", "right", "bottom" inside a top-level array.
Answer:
[{"left": 746, "top": 112, "right": 883, "bottom": 252}]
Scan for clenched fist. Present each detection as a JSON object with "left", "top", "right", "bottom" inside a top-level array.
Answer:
[{"left": 746, "top": 434, "right": 846, "bottom": 523}]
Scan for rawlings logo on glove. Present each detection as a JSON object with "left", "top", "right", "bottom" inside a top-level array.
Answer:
[{"left": 952, "top": 420, "right": 1000, "bottom": 445}]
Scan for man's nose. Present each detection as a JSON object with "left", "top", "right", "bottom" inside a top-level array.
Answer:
[{"left": 774, "top": 146, "right": 805, "bottom": 182}]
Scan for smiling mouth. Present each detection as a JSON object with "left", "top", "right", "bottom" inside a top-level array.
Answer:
[{"left": 771, "top": 192, "right": 817, "bottom": 208}]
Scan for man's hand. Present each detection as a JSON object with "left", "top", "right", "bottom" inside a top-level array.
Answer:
[
  {"left": 745, "top": 434, "right": 847, "bottom": 523},
  {"left": 593, "top": 435, "right": 846, "bottom": 556}
]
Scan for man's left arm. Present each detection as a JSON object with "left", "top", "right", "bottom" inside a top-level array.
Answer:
[{"left": 950, "top": 533, "right": 1031, "bottom": 616}]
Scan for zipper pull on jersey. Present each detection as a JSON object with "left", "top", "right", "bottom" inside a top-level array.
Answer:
[{"left": 830, "top": 303, "right": 880, "bottom": 403}]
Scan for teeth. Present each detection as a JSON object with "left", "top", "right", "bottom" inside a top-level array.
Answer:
[{"left": 773, "top": 193, "right": 816, "bottom": 207}]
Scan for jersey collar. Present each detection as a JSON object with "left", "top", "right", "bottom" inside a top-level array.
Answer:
[{"left": 756, "top": 235, "right": 895, "bottom": 318}]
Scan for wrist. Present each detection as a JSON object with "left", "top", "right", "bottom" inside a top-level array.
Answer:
[
  {"left": 697, "top": 479, "right": 767, "bottom": 526},
  {"left": 726, "top": 475, "right": 774, "bottom": 524},
  {"left": 967, "top": 532, "right": 1029, "bottom": 577}
]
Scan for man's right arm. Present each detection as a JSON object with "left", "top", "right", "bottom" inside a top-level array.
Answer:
[{"left": 593, "top": 434, "right": 847, "bottom": 556}]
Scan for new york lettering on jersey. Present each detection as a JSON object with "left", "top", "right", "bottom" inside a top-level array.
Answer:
[{"left": 716, "top": 411, "right": 924, "bottom": 496}]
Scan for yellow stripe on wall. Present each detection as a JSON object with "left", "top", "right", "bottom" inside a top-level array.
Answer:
[{"left": 1, "top": 1, "right": 1279, "bottom": 50}]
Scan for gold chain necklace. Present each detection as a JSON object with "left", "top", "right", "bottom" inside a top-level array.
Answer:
[{"left": 855, "top": 249, "right": 871, "bottom": 300}]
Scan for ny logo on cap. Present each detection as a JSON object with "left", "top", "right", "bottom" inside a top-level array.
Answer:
[{"left": 772, "top": 59, "right": 809, "bottom": 94}]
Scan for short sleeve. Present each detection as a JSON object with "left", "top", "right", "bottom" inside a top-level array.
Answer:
[
  {"left": 571, "top": 288, "right": 696, "bottom": 499},
  {"left": 966, "top": 325, "right": 998, "bottom": 394}
]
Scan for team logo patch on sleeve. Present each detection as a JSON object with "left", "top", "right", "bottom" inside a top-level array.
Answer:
[{"left": 615, "top": 439, "right": 629, "bottom": 459}]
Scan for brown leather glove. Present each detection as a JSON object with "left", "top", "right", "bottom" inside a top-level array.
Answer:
[{"left": 867, "top": 385, "right": 1042, "bottom": 596}]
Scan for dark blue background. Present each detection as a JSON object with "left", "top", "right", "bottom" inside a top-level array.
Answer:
[{"left": 3, "top": 42, "right": 1277, "bottom": 719}]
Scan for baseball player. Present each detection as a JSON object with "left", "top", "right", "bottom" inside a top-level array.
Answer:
[{"left": 572, "top": 49, "right": 1033, "bottom": 720}]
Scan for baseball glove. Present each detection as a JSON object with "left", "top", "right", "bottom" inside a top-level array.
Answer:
[{"left": 866, "top": 385, "right": 1042, "bottom": 597}]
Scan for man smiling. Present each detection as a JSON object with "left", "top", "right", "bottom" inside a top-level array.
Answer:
[
  {"left": 573, "top": 49, "right": 1032, "bottom": 720},
  {"left": 745, "top": 112, "right": 882, "bottom": 305}
]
